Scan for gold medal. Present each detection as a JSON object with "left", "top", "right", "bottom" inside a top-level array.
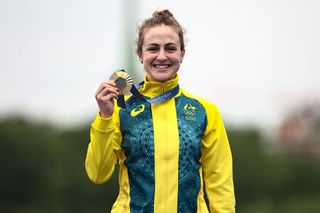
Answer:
[{"left": 109, "top": 71, "right": 133, "bottom": 95}]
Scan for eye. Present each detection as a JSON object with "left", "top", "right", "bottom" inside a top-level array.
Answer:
[
  {"left": 146, "top": 46, "right": 159, "bottom": 52},
  {"left": 165, "top": 46, "right": 178, "bottom": 52}
]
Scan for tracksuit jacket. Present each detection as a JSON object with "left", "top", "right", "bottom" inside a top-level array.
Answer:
[{"left": 85, "top": 75, "right": 235, "bottom": 213}]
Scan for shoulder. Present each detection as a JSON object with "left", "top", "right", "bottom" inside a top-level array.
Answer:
[
  {"left": 180, "top": 89, "right": 220, "bottom": 114},
  {"left": 180, "top": 90, "right": 227, "bottom": 135},
  {"left": 179, "top": 89, "right": 224, "bottom": 128}
]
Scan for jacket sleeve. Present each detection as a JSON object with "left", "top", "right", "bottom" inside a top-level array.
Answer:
[
  {"left": 201, "top": 103, "right": 235, "bottom": 213},
  {"left": 85, "top": 107, "right": 122, "bottom": 184}
]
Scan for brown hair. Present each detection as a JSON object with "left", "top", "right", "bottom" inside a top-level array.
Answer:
[{"left": 136, "top": 9, "right": 185, "bottom": 56}]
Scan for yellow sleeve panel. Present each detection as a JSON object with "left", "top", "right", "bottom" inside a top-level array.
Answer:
[
  {"left": 199, "top": 99, "right": 236, "bottom": 213},
  {"left": 85, "top": 106, "right": 123, "bottom": 184}
]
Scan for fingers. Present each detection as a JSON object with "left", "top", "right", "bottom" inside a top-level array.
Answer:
[
  {"left": 95, "top": 80, "right": 116, "bottom": 94},
  {"left": 95, "top": 80, "right": 120, "bottom": 100},
  {"left": 95, "top": 80, "right": 121, "bottom": 117}
]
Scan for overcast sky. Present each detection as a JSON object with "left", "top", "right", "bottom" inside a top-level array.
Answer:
[{"left": 1, "top": 0, "right": 319, "bottom": 130}]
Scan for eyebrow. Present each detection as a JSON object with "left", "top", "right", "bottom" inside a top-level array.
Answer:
[{"left": 146, "top": 42, "right": 178, "bottom": 47}]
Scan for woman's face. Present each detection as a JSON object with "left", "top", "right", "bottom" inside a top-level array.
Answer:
[{"left": 139, "top": 25, "right": 185, "bottom": 82}]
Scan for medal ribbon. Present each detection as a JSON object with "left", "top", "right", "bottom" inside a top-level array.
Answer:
[{"left": 117, "top": 78, "right": 180, "bottom": 109}]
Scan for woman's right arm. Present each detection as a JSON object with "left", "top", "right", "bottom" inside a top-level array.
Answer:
[{"left": 85, "top": 81, "right": 122, "bottom": 184}]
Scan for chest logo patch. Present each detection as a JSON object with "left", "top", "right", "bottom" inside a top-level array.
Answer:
[
  {"left": 183, "top": 104, "right": 196, "bottom": 121},
  {"left": 130, "top": 104, "right": 145, "bottom": 117}
]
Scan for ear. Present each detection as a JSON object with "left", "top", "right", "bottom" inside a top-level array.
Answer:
[
  {"left": 138, "top": 53, "right": 143, "bottom": 63},
  {"left": 180, "top": 51, "right": 185, "bottom": 63}
]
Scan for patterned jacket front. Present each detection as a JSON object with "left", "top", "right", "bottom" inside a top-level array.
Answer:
[{"left": 85, "top": 75, "right": 235, "bottom": 213}]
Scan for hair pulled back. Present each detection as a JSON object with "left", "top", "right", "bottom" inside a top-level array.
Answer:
[{"left": 136, "top": 9, "right": 185, "bottom": 56}]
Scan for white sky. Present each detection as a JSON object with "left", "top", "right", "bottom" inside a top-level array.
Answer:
[{"left": 0, "top": 0, "right": 319, "bottom": 130}]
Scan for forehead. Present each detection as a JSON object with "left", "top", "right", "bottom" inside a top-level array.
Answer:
[{"left": 143, "top": 25, "right": 180, "bottom": 45}]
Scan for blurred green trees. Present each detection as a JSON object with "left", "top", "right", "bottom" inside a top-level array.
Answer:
[
  {"left": 229, "top": 128, "right": 320, "bottom": 213},
  {"left": 0, "top": 118, "right": 118, "bottom": 213},
  {"left": 1, "top": 118, "right": 320, "bottom": 212}
]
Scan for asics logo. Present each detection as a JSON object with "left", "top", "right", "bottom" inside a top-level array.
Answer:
[{"left": 130, "top": 104, "right": 145, "bottom": 117}]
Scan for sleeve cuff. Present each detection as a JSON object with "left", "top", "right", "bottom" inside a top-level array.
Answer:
[{"left": 92, "top": 113, "right": 114, "bottom": 131}]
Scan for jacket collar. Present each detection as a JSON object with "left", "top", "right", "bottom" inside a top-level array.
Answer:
[{"left": 139, "top": 75, "right": 179, "bottom": 98}]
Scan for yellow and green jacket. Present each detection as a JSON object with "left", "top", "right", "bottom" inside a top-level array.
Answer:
[{"left": 85, "top": 75, "right": 235, "bottom": 213}]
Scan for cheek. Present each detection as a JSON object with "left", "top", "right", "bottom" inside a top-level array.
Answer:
[
  {"left": 171, "top": 53, "right": 183, "bottom": 61},
  {"left": 143, "top": 55, "right": 156, "bottom": 63},
  {"left": 173, "top": 56, "right": 182, "bottom": 65}
]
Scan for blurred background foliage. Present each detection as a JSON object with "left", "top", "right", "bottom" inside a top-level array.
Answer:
[{"left": 1, "top": 117, "right": 320, "bottom": 213}]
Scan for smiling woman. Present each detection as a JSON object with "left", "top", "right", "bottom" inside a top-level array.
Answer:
[
  {"left": 85, "top": 9, "right": 235, "bottom": 213},
  {"left": 138, "top": 24, "right": 184, "bottom": 82},
  {"left": 136, "top": 10, "right": 185, "bottom": 83}
]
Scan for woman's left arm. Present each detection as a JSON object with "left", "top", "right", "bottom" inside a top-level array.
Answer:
[{"left": 201, "top": 104, "right": 236, "bottom": 213}]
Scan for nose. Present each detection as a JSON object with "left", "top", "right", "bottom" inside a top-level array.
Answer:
[{"left": 157, "top": 48, "right": 167, "bottom": 61}]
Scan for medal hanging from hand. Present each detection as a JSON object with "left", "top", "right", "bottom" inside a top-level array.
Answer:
[{"left": 109, "top": 71, "right": 133, "bottom": 95}]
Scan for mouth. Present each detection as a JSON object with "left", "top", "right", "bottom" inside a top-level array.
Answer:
[{"left": 153, "top": 64, "right": 170, "bottom": 69}]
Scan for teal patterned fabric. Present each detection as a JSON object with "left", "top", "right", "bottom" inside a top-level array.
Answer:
[
  {"left": 119, "top": 93, "right": 207, "bottom": 213},
  {"left": 120, "top": 99, "right": 155, "bottom": 212},
  {"left": 175, "top": 94, "right": 207, "bottom": 213}
]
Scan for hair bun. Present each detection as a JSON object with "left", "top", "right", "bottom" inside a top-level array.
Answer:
[{"left": 152, "top": 9, "right": 173, "bottom": 18}]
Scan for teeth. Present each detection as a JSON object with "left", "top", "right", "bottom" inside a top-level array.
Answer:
[{"left": 155, "top": 65, "right": 169, "bottom": 68}]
